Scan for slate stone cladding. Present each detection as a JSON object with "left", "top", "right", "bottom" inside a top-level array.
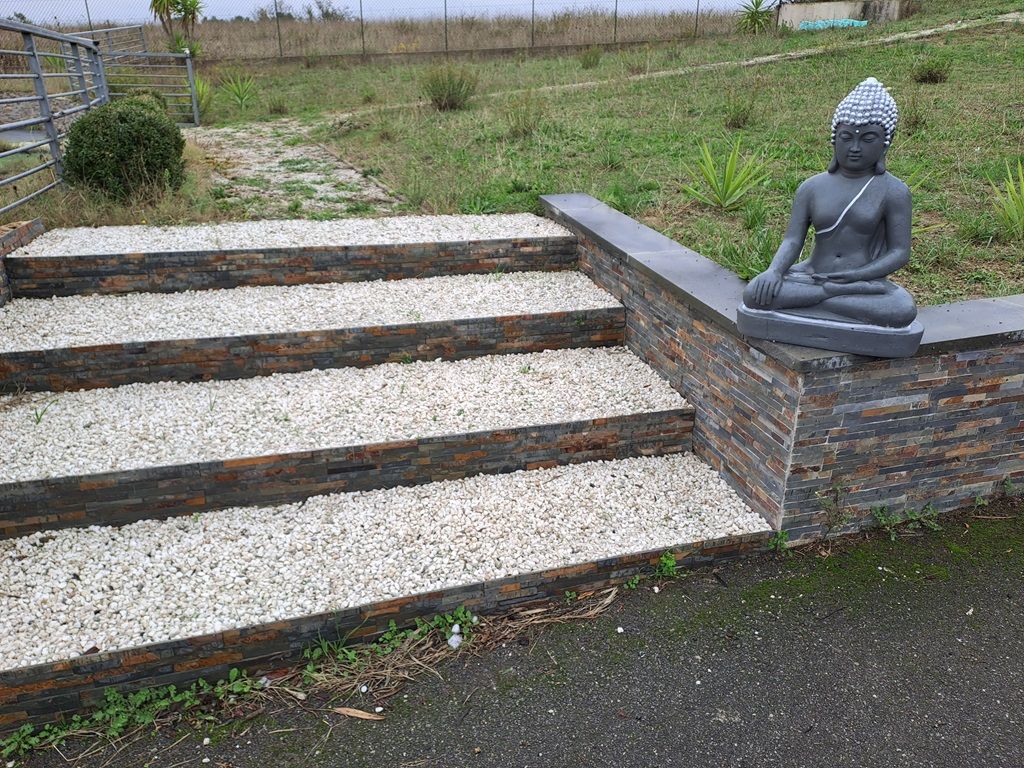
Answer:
[
  {"left": 0, "top": 409, "right": 694, "bottom": 539},
  {"left": 0, "top": 308, "right": 625, "bottom": 392},
  {"left": 5, "top": 236, "right": 579, "bottom": 297},
  {"left": 0, "top": 219, "right": 43, "bottom": 307},
  {"left": 573, "top": 235, "right": 797, "bottom": 529},
  {"left": 0, "top": 530, "right": 766, "bottom": 731},
  {"left": 782, "top": 346, "right": 1024, "bottom": 540},
  {"left": 541, "top": 193, "right": 1024, "bottom": 538}
]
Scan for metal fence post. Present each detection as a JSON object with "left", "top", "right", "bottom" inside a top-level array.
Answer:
[
  {"left": 84, "top": 0, "right": 94, "bottom": 31},
  {"left": 613, "top": 0, "right": 618, "bottom": 44},
  {"left": 89, "top": 46, "right": 109, "bottom": 103},
  {"left": 359, "top": 0, "right": 366, "bottom": 57},
  {"left": 444, "top": 0, "right": 449, "bottom": 55},
  {"left": 694, "top": 0, "right": 700, "bottom": 36},
  {"left": 531, "top": 0, "right": 536, "bottom": 48},
  {"left": 69, "top": 42, "right": 91, "bottom": 109},
  {"left": 22, "top": 32, "right": 64, "bottom": 179},
  {"left": 185, "top": 53, "right": 200, "bottom": 125},
  {"left": 273, "top": 0, "right": 284, "bottom": 57}
]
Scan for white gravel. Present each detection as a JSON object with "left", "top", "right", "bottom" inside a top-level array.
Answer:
[
  {"left": 8, "top": 214, "right": 571, "bottom": 258},
  {"left": 0, "top": 347, "right": 685, "bottom": 483},
  {"left": 0, "top": 271, "right": 617, "bottom": 353},
  {"left": 0, "top": 453, "right": 768, "bottom": 671}
]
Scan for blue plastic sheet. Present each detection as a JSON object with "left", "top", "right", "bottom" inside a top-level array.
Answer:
[{"left": 799, "top": 18, "right": 869, "bottom": 30}]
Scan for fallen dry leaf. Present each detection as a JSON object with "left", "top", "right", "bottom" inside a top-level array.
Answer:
[{"left": 333, "top": 706, "right": 385, "bottom": 721}]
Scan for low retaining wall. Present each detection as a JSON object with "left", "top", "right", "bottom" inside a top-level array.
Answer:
[
  {"left": 541, "top": 194, "right": 1024, "bottom": 538},
  {"left": 779, "top": 0, "right": 911, "bottom": 27},
  {"left": 0, "top": 409, "right": 694, "bottom": 538},
  {"left": 0, "top": 219, "right": 43, "bottom": 307},
  {"left": 0, "top": 529, "right": 767, "bottom": 730},
  {"left": 0, "top": 308, "right": 625, "bottom": 392},
  {"left": 4, "top": 236, "right": 578, "bottom": 297}
]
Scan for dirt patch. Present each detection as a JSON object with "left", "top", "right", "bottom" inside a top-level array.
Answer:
[{"left": 185, "top": 119, "right": 398, "bottom": 219}]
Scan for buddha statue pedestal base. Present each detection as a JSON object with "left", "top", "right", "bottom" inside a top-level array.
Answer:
[{"left": 737, "top": 305, "right": 924, "bottom": 358}]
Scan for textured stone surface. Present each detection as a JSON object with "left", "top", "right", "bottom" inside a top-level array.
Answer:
[
  {"left": 5, "top": 237, "right": 579, "bottom": 298},
  {"left": 0, "top": 529, "right": 767, "bottom": 730},
  {"left": 542, "top": 193, "right": 1024, "bottom": 534},
  {"left": 0, "top": 220, "right": 43, "bottom": 307}
]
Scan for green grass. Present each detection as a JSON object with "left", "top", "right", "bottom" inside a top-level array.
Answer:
[{"left": 328, "top": 24, "right": 1024, "bottom": 304}]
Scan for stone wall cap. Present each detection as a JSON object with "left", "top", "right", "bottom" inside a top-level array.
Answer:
[{"left": 541, "top": 193, "right": 1024, "bottom": 372}]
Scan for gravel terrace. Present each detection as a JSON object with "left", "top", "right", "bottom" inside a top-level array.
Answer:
[
  {"left": 0, "top": 452, "right": 766, "bottom": 671},
  {"left": 8, "top": 213, "right": 571, "bottom": 258},
  {"left": 0, "top": 347, "right": 684, "bottom": 483},
  {"left": 0, "top": 271, "right": 617, "bottom": 353}
]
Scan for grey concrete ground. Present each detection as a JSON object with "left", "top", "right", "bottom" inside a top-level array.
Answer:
[{"left": 18, "top": 499, "right": 1024, "bottom": 768}]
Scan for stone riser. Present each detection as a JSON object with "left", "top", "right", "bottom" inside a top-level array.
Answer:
[
  {"left": 0, "top": 409, "right": 694, "bottom": 539},
  {"left": 0, "top": 530, "right": 767, "bottom": 730},
  {"left": 0, "top": 308, "right": 625, "bottom": 393},
  {"left": 5, "top": 237, "right": 578, "bottom": 298}
]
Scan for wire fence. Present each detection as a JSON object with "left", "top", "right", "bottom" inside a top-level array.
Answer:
[{"left": 1, "top": 0, "right": 753, "bottom": 61}]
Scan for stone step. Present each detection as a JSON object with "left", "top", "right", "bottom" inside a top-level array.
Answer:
[
  {"left": 0, "top": 271, "right": 622, "bottom": 392},
  {"left": 0, "top": 453, "right": 771, "bottom": 727},
  {"left": 0, "top": 347, "right": 693, "bottom": 538},
  {"left": 3, "top": 215, "right": 576, "bottom": 298}
]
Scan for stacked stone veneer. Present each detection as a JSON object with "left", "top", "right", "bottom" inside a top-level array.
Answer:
[
  {"left": 5, "top": 236, "right": 578, "bottom": 297},
  {"left": 0, "top": 219, "right": 44, "bottom": 307},
  {"left": 0, "top": 308, "right": 624, "bottom": 392},
  {"left": 0, "top": 529, "right": 766, "bottom": 729},
  {"left": 542, "top": 194, "right": 1024, "bottom": 537},
  {"left": 0, "top": 409, "right": 694, "bottom": 538}
]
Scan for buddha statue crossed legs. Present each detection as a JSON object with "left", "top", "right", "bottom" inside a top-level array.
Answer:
[{"left": 737, "top": 77, "right": 923, "bottom": 358}]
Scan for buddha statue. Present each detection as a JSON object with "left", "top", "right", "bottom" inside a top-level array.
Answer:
[{"left": 737, "top": 77, "right": 924, "bottom": 358}]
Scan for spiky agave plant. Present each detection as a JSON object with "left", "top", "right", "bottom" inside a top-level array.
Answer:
[{"left": 736, "top": 0, "right": 775, "bottom": 35}]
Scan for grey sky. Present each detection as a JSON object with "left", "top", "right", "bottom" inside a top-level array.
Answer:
[{"left": 3, "top": 0, "right": 742, "bottom": 26}]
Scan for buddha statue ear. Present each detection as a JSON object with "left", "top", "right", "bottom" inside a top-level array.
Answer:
[{"left": 875, "top": 150, "right": 887, "bottom": 175}]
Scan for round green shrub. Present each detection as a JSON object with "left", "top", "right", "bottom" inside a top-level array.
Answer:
[{"left": 63, "top": 97, "right": 185, "bottom": 200}]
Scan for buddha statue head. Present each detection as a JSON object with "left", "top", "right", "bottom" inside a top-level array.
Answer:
[{"left": 828, "top": 77, "right": 898, "bottom": 176}]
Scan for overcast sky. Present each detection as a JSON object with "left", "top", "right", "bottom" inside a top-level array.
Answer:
[{"left": 3, "top": 0, "right": 743, "bottom": 26}]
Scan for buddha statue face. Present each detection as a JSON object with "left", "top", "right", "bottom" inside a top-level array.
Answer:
[{"left": 832, "top": 122, "right": 888, "bottom": 175}]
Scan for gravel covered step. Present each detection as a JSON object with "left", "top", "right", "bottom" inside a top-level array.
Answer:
[
  {"left": 0, "top": 271, "right": 623, "bottom": 392},
  {"left": 0, "top": 347, "right": 693, "bottom": 537},
  {"left": 0, "top": 453, "right": 770, "bottom": 677},
  {"left": 5, "top": 214, "right": 576, "bottom": 297}
]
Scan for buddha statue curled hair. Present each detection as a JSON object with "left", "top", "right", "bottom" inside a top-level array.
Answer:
[{"left": 828, "top": 77, "right": 899, "bottom": 175}]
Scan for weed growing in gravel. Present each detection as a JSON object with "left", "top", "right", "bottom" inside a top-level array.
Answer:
[
  {"left": 31, "top": 398, "right": 58, "bottom": 425},
  {"left": 1003, "top": 477, "right": 1020, "bottom": 497},
  {"left": 622, "top": 575, "right": 641, "bottom": 590},
  {"left": 564, "top": 590, "right": 578, "bottom": 603},
  {"left": 654, "top": 550, "right": 679, "bottom": 578},
  {"left": 905, "top": 503, "right": 942, "bottom": 534}
]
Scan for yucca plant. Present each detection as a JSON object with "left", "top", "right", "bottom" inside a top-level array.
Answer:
[
  {"left": 193, "top": 74, "right": 212, "bottom": 120},
  {"left": 219, "top": 74, "right": 258, "bottom": 110},
  {"left": 736, "top": 0, "right": 774, "bottom": 35},
  {"left": 682, "top": 139, "right": 769, "bottom": 211},
  {"left": 991, "top": 160, "right": 1024, "bottom": 241}
]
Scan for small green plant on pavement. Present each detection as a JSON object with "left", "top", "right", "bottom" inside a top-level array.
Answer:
[
  {"left": 654, "top": 550, "right": 679, "bottom": 578},
  {"left": 871, "top": 505, "right": 902, "bottom": 541},
  {"left": 816, "top": 480, "right": 851, "bottom": 537},
  {"left": 682, "top": 139, "right": 769, "bottom": 211},
  {"left": 767, "top": 530, "right": 789, "bottom": 556}
]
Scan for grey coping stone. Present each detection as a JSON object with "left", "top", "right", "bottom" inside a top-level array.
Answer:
[{"left": 540, "top": 193, "right": 1024, "bottom": 372}]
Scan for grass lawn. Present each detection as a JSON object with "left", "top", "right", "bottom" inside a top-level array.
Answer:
[
  {"left": 5, "top": 0, "right": 1021, "bottom": 304},
  {"left": 330, "top": 23, "right": 1024, "bottom": 305}
]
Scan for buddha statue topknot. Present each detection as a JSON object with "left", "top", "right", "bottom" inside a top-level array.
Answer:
[{"left": 737, "top": 77, "right": 924, "bottom": 358}]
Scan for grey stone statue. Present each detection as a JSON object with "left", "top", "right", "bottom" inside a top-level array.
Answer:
[{"left": 737, "top": 77, "right": 924, "bottom": 358}]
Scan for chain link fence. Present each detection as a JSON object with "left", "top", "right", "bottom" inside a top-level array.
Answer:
[{"left": 1, "top": 0, "right": 751, "bottom": 61}]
